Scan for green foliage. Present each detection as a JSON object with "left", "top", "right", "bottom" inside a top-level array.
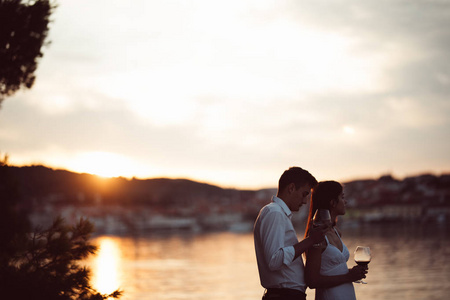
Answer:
[{"left": 0, "top": 0, "right": 56, "bottom": 104}]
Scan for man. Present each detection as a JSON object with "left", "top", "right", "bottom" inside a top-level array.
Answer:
[{"left": 254, "top": 167, "right": 326, "bottom": 300}]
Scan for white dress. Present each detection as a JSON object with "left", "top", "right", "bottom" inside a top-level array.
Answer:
[{"left": 315, "top": 229, "right": 356, "bottom": 300}]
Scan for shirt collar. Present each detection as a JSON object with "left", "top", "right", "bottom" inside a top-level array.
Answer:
[{"left": 272, "top": 196, "right": 293, "bottom": 219}]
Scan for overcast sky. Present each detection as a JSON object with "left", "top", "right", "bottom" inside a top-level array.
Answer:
[{"left": 1, "top": 0, "right": 449, "bottom": 189}]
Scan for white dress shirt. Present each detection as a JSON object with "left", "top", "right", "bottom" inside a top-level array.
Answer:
[{"left": 254, "top": 196, "right": 306, "bottom": 292}]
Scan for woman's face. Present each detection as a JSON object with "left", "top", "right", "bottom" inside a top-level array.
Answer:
[{"left": 333, "top": 192, "right": 347, "bottom": 216}]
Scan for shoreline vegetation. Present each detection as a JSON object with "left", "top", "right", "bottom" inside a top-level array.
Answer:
[
  {"left": 1, "top": 161, "right": 122, "bottom": 300},
  {"left": 7, "top": 165, "right": 450, "bottom": 235}
]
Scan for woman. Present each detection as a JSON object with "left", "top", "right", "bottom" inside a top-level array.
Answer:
[{"left": 304, "top": 181, "right": 367, "bottom": 300}]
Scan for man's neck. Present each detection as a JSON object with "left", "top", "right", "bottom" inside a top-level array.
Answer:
[{"left": 277, "top": 192, "right": 289, "bottom": 205}]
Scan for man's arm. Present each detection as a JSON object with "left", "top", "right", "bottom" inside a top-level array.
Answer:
[
  {"left": 293, "top": 237, "right": 315, "bottom": 261},
  {"left": 257, "top": 211, "right": 289, "bottom": 270},
  {"left": 293, "top": 225, "right": 327, "bottom": 261}
]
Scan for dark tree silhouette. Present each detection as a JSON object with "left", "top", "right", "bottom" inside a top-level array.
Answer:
[
  {"left": 1, "top": 217, "right": 122, "bottom": 300},
  {"left": 0, "top": 155, "right": 30, "bottom": 271},
  {"left": 0, "top": 0, "right": 55, "bottom": 105},
  {"left": 0, "top": 162, "right": 122, "bottom": 299},
  {"left": 0, "top": 2, "right": 121, "bottom": 297}
]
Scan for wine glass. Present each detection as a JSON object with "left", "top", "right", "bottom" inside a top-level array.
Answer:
[
  {"left": 313, "top": 209, "right": 332, "bottom": 227},
  {"left": 354, "top": 246, "right": 371, "bottom": 284},
  {"left": 311, "top": 209, "right": 331, "bottom": 248}
]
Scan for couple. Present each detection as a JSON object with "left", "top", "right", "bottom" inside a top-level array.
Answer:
[{"left": 254, "top": 167, "right": 368, "bottom": 300}]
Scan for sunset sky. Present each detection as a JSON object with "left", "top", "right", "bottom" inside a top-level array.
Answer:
[{"left": 1, "top": 0, "right": 449, "bottom": 189}]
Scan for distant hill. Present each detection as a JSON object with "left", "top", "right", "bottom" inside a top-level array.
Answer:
[
  {"left": 6, "top": 165, "right": 268, "bottom": 213},
  {"left": 6, "top": 165, "right": 450, "bottom": 208},
  {"left": 4, "top": 165, "right": 450, "bottom": 231}
]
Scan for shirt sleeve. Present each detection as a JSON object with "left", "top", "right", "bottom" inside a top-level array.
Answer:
[
  {"left": 259, "top": 210, "right": 295, "bottom": 271},
  {"left": 282, "top": 245, "right": 295, "bottom": 265}
]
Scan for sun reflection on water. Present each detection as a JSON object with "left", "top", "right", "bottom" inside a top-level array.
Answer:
[{"left": 91, "top": 237, "right": 121, "bottom": 295}]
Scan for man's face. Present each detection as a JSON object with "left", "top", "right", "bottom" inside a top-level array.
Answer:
[{"left": 289, "top": 184, "right": 311, "bottom": 212}]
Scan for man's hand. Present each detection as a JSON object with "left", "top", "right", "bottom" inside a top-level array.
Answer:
[
  {"left": 309, "top": 224, "right": 328, "bottom": 244},
  {"left": 293, "top": 224, "right": 329, "bottom": 260}
]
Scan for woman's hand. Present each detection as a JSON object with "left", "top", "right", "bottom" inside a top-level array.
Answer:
[{"left": 348, "top": 265, "right": 368, "bottom": 281}]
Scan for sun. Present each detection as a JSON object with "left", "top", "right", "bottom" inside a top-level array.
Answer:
[
  {"left": 67, "top": 151, "right": 135, "bottom": 178},
  {"left": 343, "top": 125, "right": 356, "bottom": 135}
]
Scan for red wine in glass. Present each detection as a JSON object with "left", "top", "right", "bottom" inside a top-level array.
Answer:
[{"left": 354, "top": 246, "right": 371, "bottom": 284}]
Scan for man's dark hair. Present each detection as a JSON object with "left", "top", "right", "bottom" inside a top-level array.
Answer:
[{"left": 278, "top": 167, "right": 317, "bottom": 192}]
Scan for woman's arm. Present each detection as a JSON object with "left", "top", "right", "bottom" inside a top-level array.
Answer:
[{"left": 304, "top": 245, "right": 367, "bottom": 289}]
